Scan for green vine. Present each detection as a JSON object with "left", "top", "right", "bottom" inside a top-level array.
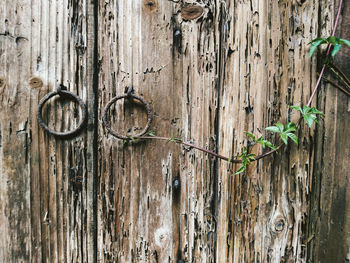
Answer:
[{"left": 121, "top": 1, "right": 349, "bottom": 175}]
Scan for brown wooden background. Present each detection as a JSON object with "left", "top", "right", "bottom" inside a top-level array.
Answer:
[{"left": 0, "top": 0, "right": 349, "bottom": 262}]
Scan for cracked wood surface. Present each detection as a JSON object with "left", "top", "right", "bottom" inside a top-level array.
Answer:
[{"left": 1, "top": 0, "right": 349, "bottom": 262}]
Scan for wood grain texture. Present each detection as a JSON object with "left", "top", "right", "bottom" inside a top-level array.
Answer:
[
  {"left": 0, "top": 0, "right": 96, "bottom": 262},
  {"left": 308, "top": 1, "right": 350, "bottom": 262},
  {"left": 216, "top": 0, "right": 329, "bottom": 262},
  {"left": 1, "top": 0, "right": 350, "bottom": 262},
  {"left": 97, "top": 0, "right": 220, "bottom": 262}
]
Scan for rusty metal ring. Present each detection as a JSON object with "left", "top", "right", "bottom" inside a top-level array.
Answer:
[
  {"left": 37, "top": 89, "right": 87, "bottom": 138},
  {"left": 103, "top": 92, "right": 152, "bottom": 140}
]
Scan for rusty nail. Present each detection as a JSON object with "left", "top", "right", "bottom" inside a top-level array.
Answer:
[
  {"left": 174, "top": 30, "right": 181, "bottom": 37},
  {"left": 57, "top": 84, "right": 69, "bottom": 98},
  {"left": 173, "top": 178, "right": 180, "bottom": 189}
]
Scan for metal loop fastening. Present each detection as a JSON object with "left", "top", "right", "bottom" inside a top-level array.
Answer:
[
  {"left": 103, "top": 89, "right": 152, "bottom": 140},
  {"left": 37, "top": 86, "right": 87, "bottom": 138}
]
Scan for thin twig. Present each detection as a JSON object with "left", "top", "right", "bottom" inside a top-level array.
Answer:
[
  {"left": 319, "top": 75, "right": 350, "bottom": 97},
  {"left": 328, "top": 66, "right": 350, "bottom": 91},
  {"left": 329, "top": 62, "right": 350, "bottom": 86},
  {"left": 140, "top": 136, "right": 241, "bottom": 163},
  {"left": 140, "top": 135, "right": 282, "bottom": 163}
]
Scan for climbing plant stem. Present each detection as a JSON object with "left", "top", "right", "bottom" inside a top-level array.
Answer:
[
  {"left": 307, "top": 0, "right": 343, "bottom": 107},
  {"left": 136, "top": 1, "right": 344, "bottom": 166}
]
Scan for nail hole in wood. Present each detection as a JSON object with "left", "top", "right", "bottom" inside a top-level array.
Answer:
[
  {"left": 28, "top": 77, "right": 43, "bottom": 88},
  {"left": 181, "top": 5, "right": 204, "bottom": 21},
  {"left": 0, "top": 78, "right": 6, "bottom": 89}
]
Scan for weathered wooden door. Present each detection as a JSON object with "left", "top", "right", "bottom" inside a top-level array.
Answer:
[{"left": 1, "top": 0, "right": 349, "bottom": 262}]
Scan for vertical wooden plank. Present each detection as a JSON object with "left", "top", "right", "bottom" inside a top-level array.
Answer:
[
  {"left": 216, "top": 0, "right": 333, "bottom": 262},
  {"left": 98, "top": 0, "right": 220, "bottom": 261},
  {"left": 0, "top": 1, "right": 37, "bottom": 261},
  {"left": 0, "top": 0, "right": 96, "bottom": 262},
  {"left": 174, "top": 1, "right": 221, "bottom": 262},
  {"left": 98, "top": 1, "right": 178, "bottom": 261},
  {"left": 308, "top": 1, "right": 350, "bottom": 262}
]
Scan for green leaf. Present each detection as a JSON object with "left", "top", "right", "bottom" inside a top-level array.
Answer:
[
  {"left": 266, "top": 123, "right": 284, "bottom": 133},
  {"left": 303, "top": 114, "right": 317, "bottom": 128},
  {"left": 280, "top": 133, "right": 288, "bottom": 145},
  {"left": 309, "top": 45, "right": 318, "bottom": 57},
  {"left": 265, "top": 141, "right": 277, "bottom": 150},
  {"left": 327, "top": 36, "right": 340, "bottom": 45},
  {"left": 275, "top": 123, "right": 284, "bottom": 132},
  {"left": 169, "top": 134, "right": 182, "bottom": 143},
  {"left": 234, "top": 147, "right": 256, "bottom": 174},
  {"left": 257, "top": 139, "right": 266, "bottom": 148},
  {"left": 340, "top": 38, "right": 350, "bottom": 48},
  {"left": 266, "top": 126, "right": 280, "bottom": 133},
  {"left": 309, "top": 37, "right": 326, "bottom": 44},
  {"left": 245, "top": 131, "right": 256, "bottom": 141},
  {"left": 291, "top": 105, "right": 324, "bottom": 128},
  {"left": 290, "top": 105, "right": 303, "bottom": 113},
  {"left": 256, "top": 137, "right": 264, "bottom": 142},
  {"left": 147, "top": 131, "right": 156, "bottom": 137},
  {"left": 256, "top": 137, "right": 276, "bottom": 150},
  {"left": 285, "top": 122, "right": 297, "bottom": 133},
  {"left": 307, "top": 107, "right": 325, "bottom": 116},
  {"left": 247, "top": 154, "right": 256, "bottom": 161},
  {"left": 237, "top": 147, "right": 248, "bottom": 158},
  {"left": 287, "top": 133, "right": 298, "bottom": 144},
  {"left": 309, "top": 39, "right": 327, "bottom": 57},
  {"left": 331, "top": 44, "right": 342, "bottom": 56},
  {"left": 234, "top": 164, "right": 246, "bottom": 175}
]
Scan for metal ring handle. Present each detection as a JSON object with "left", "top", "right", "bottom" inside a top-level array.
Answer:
[
  {"left": 37, "top": 89, "right": 87, "bottom": 138},
  {"left": 103, "top": 92, "right": 152, "bottom": 140}
]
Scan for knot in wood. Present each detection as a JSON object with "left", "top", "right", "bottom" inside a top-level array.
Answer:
[
  {"left": 274, "top": 218, "right": 286, "bottom": 232},
  {"left": 181, "top": 5, "right": 204, "bottom": 21},
  {"left": 143, "top": 0, "right": 158, "bottom": 13},
  {"left": 28, "top": 77, "right": 43, "bottom": 88}
]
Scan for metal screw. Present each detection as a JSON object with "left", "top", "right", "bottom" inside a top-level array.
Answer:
[{"left": 173, "top": 178, "right": 180, "bottom": 189}]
